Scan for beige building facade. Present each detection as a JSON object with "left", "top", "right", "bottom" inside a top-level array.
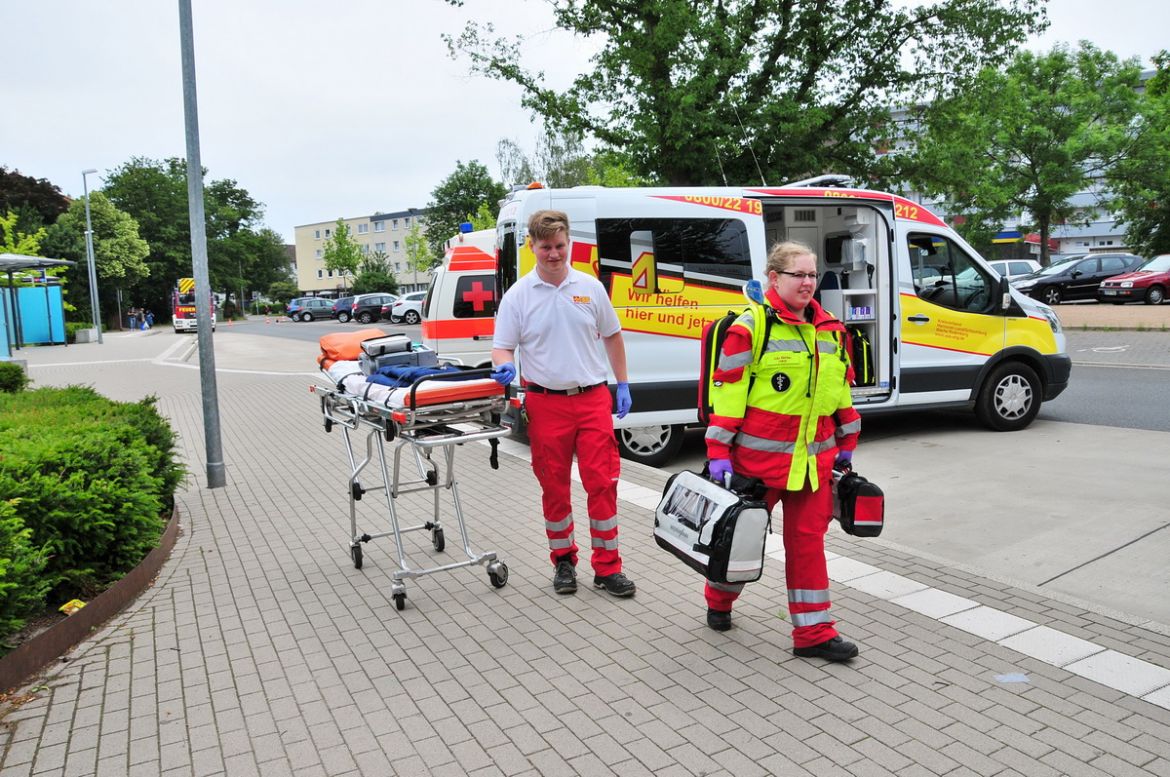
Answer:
[{"left": 293, "top": 208, "right": 431, "bottom": 295}]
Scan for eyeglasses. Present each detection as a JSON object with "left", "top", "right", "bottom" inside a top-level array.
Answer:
[{"left": 778, "top": 271, "right": 819, "bottom": 281}]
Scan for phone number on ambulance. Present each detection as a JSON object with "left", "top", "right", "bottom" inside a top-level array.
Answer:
[{"left": 681, "top": 196, "right": 763, "bottom": 215}]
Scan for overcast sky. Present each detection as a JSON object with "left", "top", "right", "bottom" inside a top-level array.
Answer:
[{"left": 3, "top": 0, "right": 1167, "bottom": 243}]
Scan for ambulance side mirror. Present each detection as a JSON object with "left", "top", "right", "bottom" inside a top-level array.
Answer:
[{"left": 999, "top": 277, "right": 1011, "bottom": 310}]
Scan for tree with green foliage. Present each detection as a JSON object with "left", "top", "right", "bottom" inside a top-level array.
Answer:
[
  {"left": 0, "top": 210, "right": 45, "bottom": 257},
  {"left": 267, "top": 279, "right": 299, "bottom": 304},
  {"left": 405, "top": 222, "right": 438, "bottom": 277},
  {"left": 1109, "top": 51, "right": 1170, "bottom": 257},
  {"left": 904, "top": 43, "right": 1143, "bottom": 265},
  {"left": 496, "top": 127, "right": 654, "bottom": 190},
  {"left": 0, "top": 166, "right": 69, "bottom": 240},
  {"left": 447, "top": 0, "right": 1045, "bottom": 187},
  {"left": 40, "top": 192, "right": 150, "bottom": 322},
  {"left": 426, "top": 160, "right": 507, "bottom": 257},
  {"left": 321, "top": 220, "right": 362, "bottom": 292},
  {"left": 102, "top": 157, "right": 288, "bottom": 318},
  {"left": 353, "top": 251, "right": 400, "bottom": 295}
]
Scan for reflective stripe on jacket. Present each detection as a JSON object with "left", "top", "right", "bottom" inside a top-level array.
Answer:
[{"left": 705, "top": 289, "right": 860, "bottom": 492}]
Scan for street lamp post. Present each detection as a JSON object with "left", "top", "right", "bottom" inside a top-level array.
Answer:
[{"left": 81, "top": 168, "right": 103, "bottom": 344}]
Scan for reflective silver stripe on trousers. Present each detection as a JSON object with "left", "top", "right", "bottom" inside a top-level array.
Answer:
[
  {"left": 790, "top": 610, "right": 834, "bottom": 627},
  {"left": 545, "top": 515, "right": 573, "bottom": 533},
  {"left": 591, "top": 537, "right": 619, "bottom": 550},
  {"left": 707, "top": 580, "right": 744, "bottom": 593},
  {"left": 705, "top": 426, "right": 736, "bottom": 445},
  {"left": 788, "top": 588, "right": 831, "bottom": 604},
  {"left": 736, "top": 432, "right": 797, "bottom": 454},
  {"left": 836, "top": 419, "right": 861, "bottom": 436},
  {"left": 719, "top": 350, "right": 753, "bottom": 370},
  {"left": 590, "top": 516, "right": 618, "bottom": 532},
  {"left": 548, "top": 538, "right": 575, "bottom": 550}
]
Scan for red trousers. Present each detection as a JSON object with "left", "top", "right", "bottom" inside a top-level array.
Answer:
[
  {"left": 704, "top": 483, "right": 837, "bottom": 649},
  {"left": 525, "top": 385, "right": 622, "bottom": 576}
]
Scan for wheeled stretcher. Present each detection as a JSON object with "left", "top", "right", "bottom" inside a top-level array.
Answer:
[{"left": 314, "top": 363, "right": 512, "bottom": 611}]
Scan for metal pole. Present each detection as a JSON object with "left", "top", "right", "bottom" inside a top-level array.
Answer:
[
  {"left": 81, "top": 169, "right": 103, "bottom": 344},
  {"left": 179, "top": 0, "right": 226, "bottom": 488}
]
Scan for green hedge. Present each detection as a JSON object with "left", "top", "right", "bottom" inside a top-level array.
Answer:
[
  {"left": 64, "top": 321, "right": 92, "bottom": 344},
  {"left": 0, "top": 363, "right": 27, "bottom": 393},
  {"left": 0, "top": 386, "right": 183, "bottom": 640}
]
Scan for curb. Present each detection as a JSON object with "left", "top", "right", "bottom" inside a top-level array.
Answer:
[{"left": 0, "top": 508, "right": 181, "bottom": 694}]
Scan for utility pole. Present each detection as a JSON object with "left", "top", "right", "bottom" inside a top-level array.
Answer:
[{"left": 179, "top": 0, "right": 226, "bottom": 488}]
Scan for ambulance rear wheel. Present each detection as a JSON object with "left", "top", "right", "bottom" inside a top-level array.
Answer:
[
  {"left": 616, "top": 424, "right": 685, "bottom": 468},
  {"left": 976, "top": 362, "right": 1040, "bottom": 432}
]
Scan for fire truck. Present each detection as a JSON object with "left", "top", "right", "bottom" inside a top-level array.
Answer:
[{"left": 172, "top": 277, "right": 217, "bottom": 333}]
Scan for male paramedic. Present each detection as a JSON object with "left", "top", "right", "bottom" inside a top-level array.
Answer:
[{"left": 490, "top": 209, "right": 636, "bottom": 598}]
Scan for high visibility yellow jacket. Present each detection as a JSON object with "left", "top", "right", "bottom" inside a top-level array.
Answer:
[{"left": 704, "top": 289, "right": 860, "bottom": 492}]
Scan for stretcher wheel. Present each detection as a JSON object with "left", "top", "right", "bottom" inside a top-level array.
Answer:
[
  {"left": 324, "top": 419, "right": 333, "bottom": 433},
  {"left": 393, "top": 592, "right": 406, "bottom": 610},
  {"left": 488, "top": 562, "right": 508, "bottom": 589},
  {"left": 351, "top": 544, "right": 363, "bottom": 569},
  {"left": 432, "top": 527, "right": 445, "bottom": 552},
  {"left": 351, "top": 481, "right": 364, "bottom": 501}
]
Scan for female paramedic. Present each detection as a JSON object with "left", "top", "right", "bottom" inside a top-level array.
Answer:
[{"left": 704, "top": 240, "right": 861, "bottom": 662}]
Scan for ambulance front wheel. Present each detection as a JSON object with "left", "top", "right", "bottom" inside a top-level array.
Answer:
[
  {"left": 976, "top": 362, "right": 1041, "bottom": 432},
  {"left": 616, "top": 424, "right": 686, "bottom": 468}
]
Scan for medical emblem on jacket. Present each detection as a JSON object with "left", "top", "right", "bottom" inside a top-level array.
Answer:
[{"left": 771, "top": 372, "right": 791, "bottom": 392}]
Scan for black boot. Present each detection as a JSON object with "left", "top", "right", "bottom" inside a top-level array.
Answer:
[
  {"left": 793, "top": 636, "right": 858, "bottom": 662},
  {"left": 706, "top": 608, "right": 732, "bottom": 631}
]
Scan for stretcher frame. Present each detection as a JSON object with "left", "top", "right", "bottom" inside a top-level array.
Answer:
[{"left": 314, "top": 369, "right": 511, "bottom": 610}]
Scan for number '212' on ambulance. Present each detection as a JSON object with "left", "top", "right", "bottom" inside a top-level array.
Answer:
[{"left": 439, "top": 178, "right": 1072, "bottom": 467}]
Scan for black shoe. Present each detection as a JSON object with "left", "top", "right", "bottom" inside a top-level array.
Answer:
[
  {"left": 793, "top": 636, "right": 859, "bottom": 662},
  {"left": 593, "top": 572, "right": 636, "bottom": 597},
  {"left": 706, "top": 609, "right": 732, "bottom": 631},
  {"left": 553, "top": 559, "right": 577, "bottom": 594}
]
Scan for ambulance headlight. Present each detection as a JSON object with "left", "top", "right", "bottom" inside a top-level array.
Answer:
[{"left": 1042, "top": 308, "right": 1061, "bottom": 334}]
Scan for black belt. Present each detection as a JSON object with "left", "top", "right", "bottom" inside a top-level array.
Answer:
[{"left": 525, "top": 381, "right": 606, "bottom": 396}]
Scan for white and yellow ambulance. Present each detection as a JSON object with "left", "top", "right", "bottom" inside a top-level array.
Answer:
[{"left": 494, "top": 178, "right": 1071, "bottom": 466}]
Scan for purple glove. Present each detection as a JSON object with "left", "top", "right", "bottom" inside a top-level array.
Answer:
[
  {"left": 490, "top": 362, "right": 516, "bottom": 385},
  {"left": 708, "top": 458, "right": 733, "bottom": 486},
  {"left": 615, "top": 382, "right": 632, "bottom": 419},
  {"left": 834, "top": 450, "right": 853, "bottom": 472}
]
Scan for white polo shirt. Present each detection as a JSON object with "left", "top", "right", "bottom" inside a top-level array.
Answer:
[{"left": 493, "top": 268, "right": 621, "bottom": 390}]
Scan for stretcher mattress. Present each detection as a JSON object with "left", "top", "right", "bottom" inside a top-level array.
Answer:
[{"left": 324, "top": 361, "right": 502, "bottom": 409}]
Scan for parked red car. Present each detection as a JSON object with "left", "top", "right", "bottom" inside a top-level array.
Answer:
[{"left": 1097, "top": 254, "right": 1170, "bottom": 305}]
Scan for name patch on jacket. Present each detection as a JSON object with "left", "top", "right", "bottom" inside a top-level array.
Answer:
[
  {"left": 572, "top": 295, "right": 591, "bottom": 304},
  {"left": 771, "top": 373, "right": 791, "bottom": 392}
]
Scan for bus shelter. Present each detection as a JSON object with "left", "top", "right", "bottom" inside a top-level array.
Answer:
[{"left": 1, "top": 253, "right": 76, "bottom": 359}]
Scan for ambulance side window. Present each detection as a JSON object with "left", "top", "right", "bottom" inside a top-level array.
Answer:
[
  {"left": 453, "top": 274, "right": 497, "bottom": 318},
  {"left": 908, "top": 233, "right": 994, "bottom": 312},
  {"left": 596, "top": 218, "right": 751, "bottom": 291}
]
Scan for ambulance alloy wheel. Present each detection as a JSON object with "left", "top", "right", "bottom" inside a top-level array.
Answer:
[
  {"left": 616, "top": 424, "right": 685, "bottom": 468},
  {"left": 976, "top": 361, "right": 1041, "bottom": 432}
]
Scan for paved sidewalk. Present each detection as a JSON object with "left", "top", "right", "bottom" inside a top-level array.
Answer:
[{"left": 2, "top": 333, "right": 1170, "bottom": 776}]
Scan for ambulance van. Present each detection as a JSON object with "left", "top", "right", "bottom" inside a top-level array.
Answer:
[
  {"left": 494, "top": 178, "right": 1072, "bottom": 466},
  {"left": 421, "top": 228, "right": 498, "bottom": 368}
]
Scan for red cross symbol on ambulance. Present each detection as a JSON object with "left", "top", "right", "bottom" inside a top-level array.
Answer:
[{"left": 462, "top": 281, "right": 493, "bottom": 312}]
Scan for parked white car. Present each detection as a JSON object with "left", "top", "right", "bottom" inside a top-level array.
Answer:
[
  {"left": 987, "top": 259, "right": 1041, "bottom": 281},
  {"left": 385, "top": 291, "right": 427, "bottom": 324}
]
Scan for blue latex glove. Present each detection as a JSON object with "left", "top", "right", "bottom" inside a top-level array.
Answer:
[
  {"left": 708, "top": 458, "right": 733, "bottom": 486},
  {"left": 490, "top": 362, "right": 516, "bottom": 386},
  {"left": 834, "top": 450, "right": 853, "bottom": 472},
  {"left": 615, "top": 382, "right": 632, "bottom": 419}
]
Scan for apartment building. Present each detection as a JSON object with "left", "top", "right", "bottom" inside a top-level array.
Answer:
[{"left": 293, "top": 208, "right": 430, "bottom": 295}]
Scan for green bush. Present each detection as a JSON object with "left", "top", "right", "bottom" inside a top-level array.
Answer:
[
  {"left": 0, "top": 386, "right": 184, "bottom": 615},
  {"left": 0, "top": 499, "right": 51, "bottom": 638},
  {"left": 0, "top": 363, "right": 28, "bottom": 393},
  {"left": 64, "top": 321, "right": 92, "bottom": 344}
]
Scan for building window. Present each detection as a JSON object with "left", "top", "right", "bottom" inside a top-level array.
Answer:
[
  {"left": 317, "top": 269, "right": 323, "bottom": 279},
  {"left": 393, "top": 240, "right": 400, "bottom": 251},
  {"left": 404, "top": 217, "right": 411, "bottom": 228},
  {"left": 314, "top": 229, "right": 321, "bottom": 239},
  {"left": 358, "top": 223, "right": 368, "bottom": 234},
  {"left": 315, "top": 249, "right": 322, "bottom": 258},
  {"left": 395, "top": 262, "right": 402, "bottom": 271},
  {"left": 327, "top": 269, "right": 334, "bottom": 277},
  {"left": 392, "top": 219, "right": 399, "bottom": 230},
  {"left": 325, "top": 228, "right": 331, "bottom": 238},
  {"left": 375, "top": 222, "right": 385, "bottom": 233},
  {"left": 375, "top": 242, "right": 385, "bottom": 252},
  {"left": 362, "top": 245, "right": 370, "bottom": 254}
]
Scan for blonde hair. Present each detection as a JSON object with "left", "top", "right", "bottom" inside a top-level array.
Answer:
[
  {"left": 766, "top": 240, "right": 817, "bottom": 275},
  {"left": 527, "top": 209, "right": 570, "bottom": 242}
]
